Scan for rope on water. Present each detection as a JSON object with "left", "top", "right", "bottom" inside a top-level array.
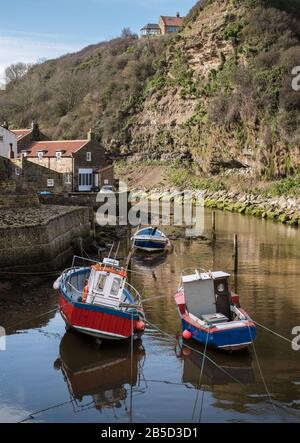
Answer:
[
  {"left": 247, "top": 325, "right": 282, "bottom": 421},
  {"left": 191, "top": 330, "right": 209, "bottom": 423},
  {"left": 253, "top": 320, "right": 292, "bottom": 344},
  {"left": 145, "top": 319, "right": 245, "bottom": 387},
  {"left": 0, "top": 270, "right": 61, "bottom": 276},
  {"left": 5, "top": 307, "right": 58, "bottom": 332}
]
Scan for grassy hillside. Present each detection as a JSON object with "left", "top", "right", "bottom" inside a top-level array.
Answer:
[
  {"left": 1, "top": 0, "right": 300, "bottom": 179},
  {"left": 0, "top": 33, "right": 168, "bottom": 145}
]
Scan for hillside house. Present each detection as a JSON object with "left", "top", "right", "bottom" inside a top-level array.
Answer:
[
  {"left": 140, "top": 24, "right": 161, "bottom": 38},
  {"left": 159, "top": 14, "right": 184, "bottom": 35},
  {"left": 0, "top": 123, "right": 18, "bottom": 160},
  {"left": 23, "top": 130, "right": 113, "bottom": 192}
]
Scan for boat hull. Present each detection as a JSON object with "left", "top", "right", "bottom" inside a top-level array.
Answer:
[
  {"left": 133, "top": 237, "right": 168, "bottom": 252},
  {"left": 181, "top": 317, "right": 256, "bottom": 352},
  {"left": 59, "top": 291, "right": 143, "bottom": 341}
]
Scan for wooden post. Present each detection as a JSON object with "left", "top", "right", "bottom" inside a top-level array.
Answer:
[
  {"left": 233, "top": 233, "right": 238, "bottom": 273},
  {"left": 211, "top": 211, "right": 216, "bottom": 242}
]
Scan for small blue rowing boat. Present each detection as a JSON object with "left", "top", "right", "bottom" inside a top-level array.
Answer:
[
  {"left": 175, "top": 270, "right": 256, "bottom": 352},
  {"left": 132, "top": 227, "right": 169, "bottom": 252}
]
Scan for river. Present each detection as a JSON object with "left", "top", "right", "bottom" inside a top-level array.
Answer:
[{"left": 0, "top": 208, "right": 299, "bottom": 423}]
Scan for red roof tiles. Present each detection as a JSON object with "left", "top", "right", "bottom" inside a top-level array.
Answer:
[
  {"left": 26, "top": 140, "right": 89, "bottom": 157},
  {"left": 161, "top": 16, "right": 184, "bottom": 27},
  {"left": 12, "top": 129, "right": 33, "bottom": 140}
]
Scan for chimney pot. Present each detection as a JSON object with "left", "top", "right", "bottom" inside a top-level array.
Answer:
[{"left": 88, "top": 128, "right": 96, "bottom": 141}]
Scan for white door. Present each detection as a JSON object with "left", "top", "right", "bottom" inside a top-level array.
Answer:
[{"left": 78, "top": 168, "right": 93, "bottom": 191}]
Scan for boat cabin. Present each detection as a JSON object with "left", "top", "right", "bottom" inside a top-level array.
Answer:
[
  {"left": 182, "top": 271, "right": 232, "bottom": 324},
  {"left": 86, "top": 258, "right": 129, "bottom": 308}
]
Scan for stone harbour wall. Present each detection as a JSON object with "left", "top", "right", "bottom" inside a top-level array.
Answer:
[{"left": 0, "top": 205, "right": 91, "bottom": 271}]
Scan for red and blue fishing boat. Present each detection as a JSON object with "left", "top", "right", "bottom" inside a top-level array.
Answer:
[
  {"left": 54, "top": 256, "right": 145, "bottom": 340},
  {"left": 175, "top": 270, "right": 256, "bottom": 352},
  {"left": 132, "top": 227, "right": 169, "bottom": 252}
]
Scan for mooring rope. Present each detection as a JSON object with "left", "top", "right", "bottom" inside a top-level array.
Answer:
[
  {"left": 253, "top": 320, "right": 292, "bottom": 344},
  {"left": 5, "top": 306, "right": 58, "bottom": 332},
  {"left": 191, "top": 330, "right": 209, "bottom": 423},
  {"left": 247, "top": 325, "right": 281, "bottom": 421},
  {"left": 145, "top": 319, "right": 245, "bottom": 387}
]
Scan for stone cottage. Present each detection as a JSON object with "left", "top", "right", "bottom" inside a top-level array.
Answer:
[
  {"left": 23, "top": 129, "right": 114, "bottom": 192},
  {"left": 159, "top": 14, "right": 184, "bottom": 35}
]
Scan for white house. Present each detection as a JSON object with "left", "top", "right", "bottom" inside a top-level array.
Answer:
[{"left": 0, "top": 123, "right": 18, "bottom": 159}]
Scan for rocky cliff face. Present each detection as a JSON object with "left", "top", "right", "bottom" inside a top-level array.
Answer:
[{"left": 127, "top": 0, "right": 300, "bottom": 178}]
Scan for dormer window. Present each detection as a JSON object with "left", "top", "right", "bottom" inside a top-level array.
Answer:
[
  {"left": 56, "top": 151, "right": 62, "bottom": 161},
  {"left": 21, "top": 150, "right": 27, "bottom": 158},
  {"left": 38, "top": 151, "right": 44, "bottom": 161}
]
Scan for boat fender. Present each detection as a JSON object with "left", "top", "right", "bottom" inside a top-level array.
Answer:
[
  {"left": 182, "top": 330, "right": 192, "bottom": 340},
  {"left": 82, "top": 282, "right": 89, "bottom": 303},
  {"left": 53, "top": 277, "right": 61, "bottom": 290},
  {"left": 135, "top": 320, "right": 145, "bottom": 332},
  {"left": 231, "top": 294, "right": 240, "bottom": 305}
]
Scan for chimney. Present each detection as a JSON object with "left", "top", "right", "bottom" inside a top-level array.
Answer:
[
  {"left": 176, "top": 12, "right": 180, "bottom": 18},
  {"left": 2, "top": 121, "right": 9, "bottom": 130},
  {"left": 32, "top": 119, "right": 40, "bottom": 131},
  {"left": 88, "top": 128, "right": 96, "bottom": 142}
]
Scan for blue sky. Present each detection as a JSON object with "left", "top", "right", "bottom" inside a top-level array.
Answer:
[{"left": 0, "top": 0, "right": 197, "bottom": 84}]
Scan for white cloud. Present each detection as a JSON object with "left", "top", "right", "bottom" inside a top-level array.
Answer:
[{"left": 0, "top": 32, "right": 86, "bottom": 85}]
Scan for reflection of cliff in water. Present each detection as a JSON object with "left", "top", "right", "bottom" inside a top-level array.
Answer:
[
  {"left": 0, "top": 277, "right": 57, "bottom": 334},
  {"left": 55, "top": 331, "right": 146, "bottom": 413}
]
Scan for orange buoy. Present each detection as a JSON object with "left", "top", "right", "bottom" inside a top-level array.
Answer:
[
  {"left": 182, "top": 330, "right": 192, "bottom": 340},
  {"left": 135, "top": 320, "right": 145, "bottom": 331}
]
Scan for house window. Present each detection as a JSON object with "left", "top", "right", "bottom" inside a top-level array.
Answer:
[
  {"left": 15, "top": 168, "right": 21, "bottom": 176},
  {"left": 86, "top": 152, "right": 92, "bottom": 162},
  {"left": 47, "top": 179, "right": 54, "bottom": 187},
  {"left": 38, "top": 151, "right": 44, "bottom": 161},
  {"left": 56, "top": 151, "right": 62, "bottom": 161},
  {"left": 104, "top": 179, "right": 109, "bottom": 185},
  {"left": 167, "top": 26, "right": 178, "bottom": 33},
  {"left": 21, "top": 150, "right": 27, "bottom": 157},
  {"left": 0, "top": 136, "right": 3, "bottom": 142},
  {"left": 64, "top": 173, "right": 72, "bottom": 184}
]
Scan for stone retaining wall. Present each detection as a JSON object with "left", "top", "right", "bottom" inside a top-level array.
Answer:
[{"left": 0, "top": 205, "right": 91, "bottom": 271}]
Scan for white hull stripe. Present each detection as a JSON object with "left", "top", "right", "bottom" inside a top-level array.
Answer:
[
  {"left": 218, "top": 341, "right": 252, "bottom": 348},
  {"left": 74, "top": 325, "right": 127, "bottom": 339}
]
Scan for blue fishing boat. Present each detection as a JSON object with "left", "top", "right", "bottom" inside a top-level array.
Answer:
[
  {"left": 131, "top": 227, "right": 169, "bottom": 252},
  {"left": 175, "top": 270, "right": 256, "bottom": 352}
]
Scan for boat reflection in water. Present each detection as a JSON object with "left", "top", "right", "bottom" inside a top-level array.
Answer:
[
  {"left": 132, "top": 250, "right": 168, "bottom": 272},
  {"left": 177, "top": 340, "right": 255, "bottom": 387},
  {"left": 54, "top": 331, "right": 146, "bottom": 413}
]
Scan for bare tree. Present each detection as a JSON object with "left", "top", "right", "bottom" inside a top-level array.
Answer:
[{"left": 5, "top": 62, "right": 32, "bottom": 85}]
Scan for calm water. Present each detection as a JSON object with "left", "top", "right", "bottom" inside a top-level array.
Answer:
[{"left": 0, "top": 209, "right": 300, "bottom": 423}]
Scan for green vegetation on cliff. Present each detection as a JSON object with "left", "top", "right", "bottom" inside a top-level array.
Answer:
[
  {"left": 0, "top": 32, "right": 168, "bottom": 144},
  {"left": 1, "top": 0, "right": 300, "bottom": 179}
]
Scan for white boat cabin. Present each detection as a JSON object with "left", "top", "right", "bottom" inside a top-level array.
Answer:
[
  {"left": 86, "top": 258, "right": 128, "bottom": 308},
  {"left": 182, "top": 271, "right": 232, "bottom": 323}
]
